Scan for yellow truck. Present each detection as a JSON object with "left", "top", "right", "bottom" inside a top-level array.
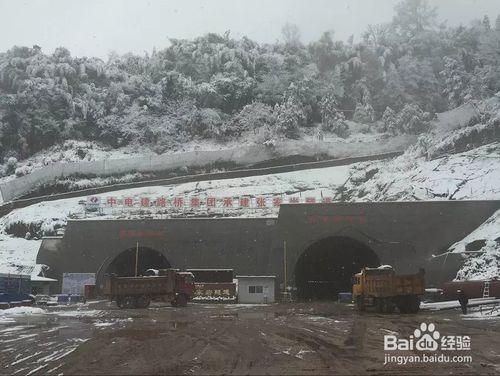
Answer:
[{"left": 352, "top": 266, "right": 425, "bottom": 313}]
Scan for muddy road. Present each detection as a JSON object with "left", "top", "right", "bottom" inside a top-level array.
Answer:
[{"left": 1, "top": 301, "right": 500, "bottom": 375}]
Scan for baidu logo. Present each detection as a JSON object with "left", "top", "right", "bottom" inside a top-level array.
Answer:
[
  {"left": 384, "top": 322, "right": 470, "bottom": 352},
  {"left": 414, "top": 323, "right": 440, "bottom": 351},
  {"left": 383, "top": 322, "right": 472, "bottom": 365}
]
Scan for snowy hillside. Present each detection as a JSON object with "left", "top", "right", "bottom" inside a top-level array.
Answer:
[
  {"left": 340, "top": 142, "right": 500, "bottom": 202},
  {"left": 0, "top": 164, "right": 352, "bottom": 274},
  {"left": 0, "top": 128, "right": 413, "bottom": 203},
  {"left": 0, "top": 132, "right": 498, "bottom": 278},
  {"left": 451, "top": 210, "right": 500, "bottom": 281},
  {"left": 1, "top": 0, "right": 500, "bottom": 290}
]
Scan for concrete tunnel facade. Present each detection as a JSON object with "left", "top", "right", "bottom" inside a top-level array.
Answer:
[{"left": 37, "top": 200, "right": 500, "bottom": 297}]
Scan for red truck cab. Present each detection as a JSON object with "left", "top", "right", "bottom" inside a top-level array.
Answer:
[{"left": 174, "top": 272, "right": 195, "bottom": 306}]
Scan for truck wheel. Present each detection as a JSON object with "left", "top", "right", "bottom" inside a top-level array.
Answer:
[
  {"left": 408, "top": 296, "right": 420, "bottom": 313},
  {"left": 116, "top": 297, "right": 124, "bottom": 309},
  {"left": 375, "top": 298, "right": 385, "bottom": 313},
  {"left": 396, "top": 297, "right": 408, "bottom": 313},
  {"left": 176, "top": 294, "right": 188, "bottom": 307},
  {"left": 122, "top": 296, "right": 136, "bottom": 309},
  {"left": 136, "top": 295, "right": 150, "bottom": 309},
  {"left": 384, "top": 300, "right": 395, "bottom": 314},
  {"left": 355, "top": 296, "right": 365, "bottom": 312}
]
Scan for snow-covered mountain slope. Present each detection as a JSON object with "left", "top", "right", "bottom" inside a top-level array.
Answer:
[
  {"left": 0, "top": 129, "right": 412, "bottom": 186},
  {"left": 1, "top": 98, "right": 499, "bottom": 280},
  {"left": 341, "top": 142, "right": 500, "bottom": 201},
  {"left": 0, "top": 140, "right": 498, "bottom": 278},
  {"left": 0, "top": 164, "right": 351, "bottom": 274},
  {"left": 450, "top": 209, "right": 500, "bottom": 281}
]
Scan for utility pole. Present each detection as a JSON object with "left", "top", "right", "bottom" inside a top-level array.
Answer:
[
  {"left": 135, "top": 242, "right": 139, "bottom": 277},
  {"left": 283, "top": 240, "right": 287, "bottom": 294}
]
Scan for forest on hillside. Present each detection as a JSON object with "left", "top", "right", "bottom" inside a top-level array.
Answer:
[{"left": 0, "top": 0, "right": 499, "bottom": 172}]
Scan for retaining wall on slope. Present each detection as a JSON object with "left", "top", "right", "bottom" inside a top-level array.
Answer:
[{"left": 0, "top": 136, "right": 415, "bottom": 203}]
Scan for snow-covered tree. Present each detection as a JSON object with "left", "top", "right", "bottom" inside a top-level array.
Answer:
[
  {"left": 275, "top": 97, "right": 306, "bottom": 139},
  {"left": 440, "top": 56, "right": 471, "bottom": 107},
  {"left": 319, "top": 91, "right": 349, "bottom": 137},
  {"left": 186, "top": 108, "right": 223, "bottom": 138},
  {"left": 281, "top": 23, "right": 302, "bottom": 48},
  {"left": 221, "top": 102, "right": 275, "bottom": 137},
  {"left": 393, "top": 0, "right": 437, "bottom": 38},
  {"left": 482, "top": 15, "right": 491, "bottom": 31},
  {"left": 353, "top": 103, "right": 376, "bottom": 124},
  {"left": 392, "top": 103, "right": 431, "bottom": 134},
  {"left": 381, "top": 106, "right": 397, "bottom": 133},
  {"left": 1, "top": 2, "right": 500, "bottom": 162}
]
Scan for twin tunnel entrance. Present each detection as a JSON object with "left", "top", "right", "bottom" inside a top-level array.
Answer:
[{"left": 100, "top": 236, "right": 379, "bottom": 301}]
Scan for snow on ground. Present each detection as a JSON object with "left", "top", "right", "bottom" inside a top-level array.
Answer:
[
  {"left": 448, "top": 209, "right": 500, "bottom": 281},
  {"left": 420, "top": 298, "right": 500, "bottom": 311},
  {"left": 48, "top": 309, "right": 103, "bottom": 318},
  {"left": 0, "top": 138, "right": 245, "bottom": 184},
  {"left": 0, "top": 237, "right": 42, "bottom": 275},
  {"left": 51, "top": 172, "right": 154, "bottom": 192},
  {"left": 0, "top": 307, "right": 46, "bottom": 316},
  {"left": 0, "top": 139, "right": 499, "bottom": 277},
  {"left": 341, "top": 141, "right": 499, "bottom": 281},
  {"left": 0, "top": 164, "right": 351, "bottom": 274},
  {"left": 0, "top": 111, "right": 498, "bottom": 279},
  {"left": 0, "top": 140, "right": 154, "bottom": 184},
  {"left": 0, "top": 128, "right": 412, "bottom": 192},
  {"left": 463, "top": 305, "right": 500, "bottom": 320},
  {"left": 341, "top": 142, "right": 500, "bottom": 201}
]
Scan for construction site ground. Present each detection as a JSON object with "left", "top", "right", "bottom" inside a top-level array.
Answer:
[{"left": 1, "top": 301, "right": 499, "bottom": 375}]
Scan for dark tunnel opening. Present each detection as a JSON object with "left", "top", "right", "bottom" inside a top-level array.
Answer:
[
  {"left": 294, "top": 236, "right": 380, "bottom": 300},
  {"left": 105, "top": 247, "right": 171, "bottom": 277}
]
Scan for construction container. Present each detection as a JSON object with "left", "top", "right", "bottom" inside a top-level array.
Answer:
[
  {"left": 0, "top": 273, "right": 32, "bottom": 305},
  {"left": 442, "top": 279, "right": 500, "bottom": 299},
  {"left": 338, "top": 292, "right": 352, "bottom": 303},
  {"left": 237, "top": 276, "right": 276, "bottom": 304},
  {"left": 84, "top": 284, "right": 97, "bottom": 300},
  {"left": 187, "top": 269, "right": 234, "bottom": 283}
]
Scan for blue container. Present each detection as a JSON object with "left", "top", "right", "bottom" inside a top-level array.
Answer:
[
  {"left": 338, "top": 292, "right": 353, "bottom": 303},
  {"left": 56, "top": 294, "right": 70, "bottom": 303},
  {"left": 69, "top": 295, "right": 84, "bottom": 303},
  {"left": 0, "top": 274, "right": 31, "bottom": 304}
]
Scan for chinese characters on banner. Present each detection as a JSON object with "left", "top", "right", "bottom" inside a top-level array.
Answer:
[
  {"left": 192, "top": 283, "right": 237, "bottom": 302},
  {"left": 95, "top": 195, "right": 336, "bottom": 210}
]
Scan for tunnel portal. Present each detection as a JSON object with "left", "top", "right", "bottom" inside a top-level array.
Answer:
[
  {"left": 104, "top": 246, "right": 171, "bottom": 277},
  {"left": 294, "top": 236, "right": 380, "bottom": 300}
]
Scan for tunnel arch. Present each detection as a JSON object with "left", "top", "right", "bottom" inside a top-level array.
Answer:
[
  {"left": 96, "top": 246, "right": 171, "bottom": 289},
  {"left": 294, "top": 236, "right": 380, "bottom": 300}
]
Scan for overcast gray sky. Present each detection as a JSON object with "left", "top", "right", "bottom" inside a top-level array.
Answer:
[{"left": 1, "top": 0, "right": 499, "bottom": 58}]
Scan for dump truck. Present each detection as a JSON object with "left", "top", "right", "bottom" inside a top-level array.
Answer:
[
  {"left": 352, "top": 266, "right": 425, "bottom": 313},
  {"left": 102, "top": 269, "right": 195, "bottom": 309}
]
